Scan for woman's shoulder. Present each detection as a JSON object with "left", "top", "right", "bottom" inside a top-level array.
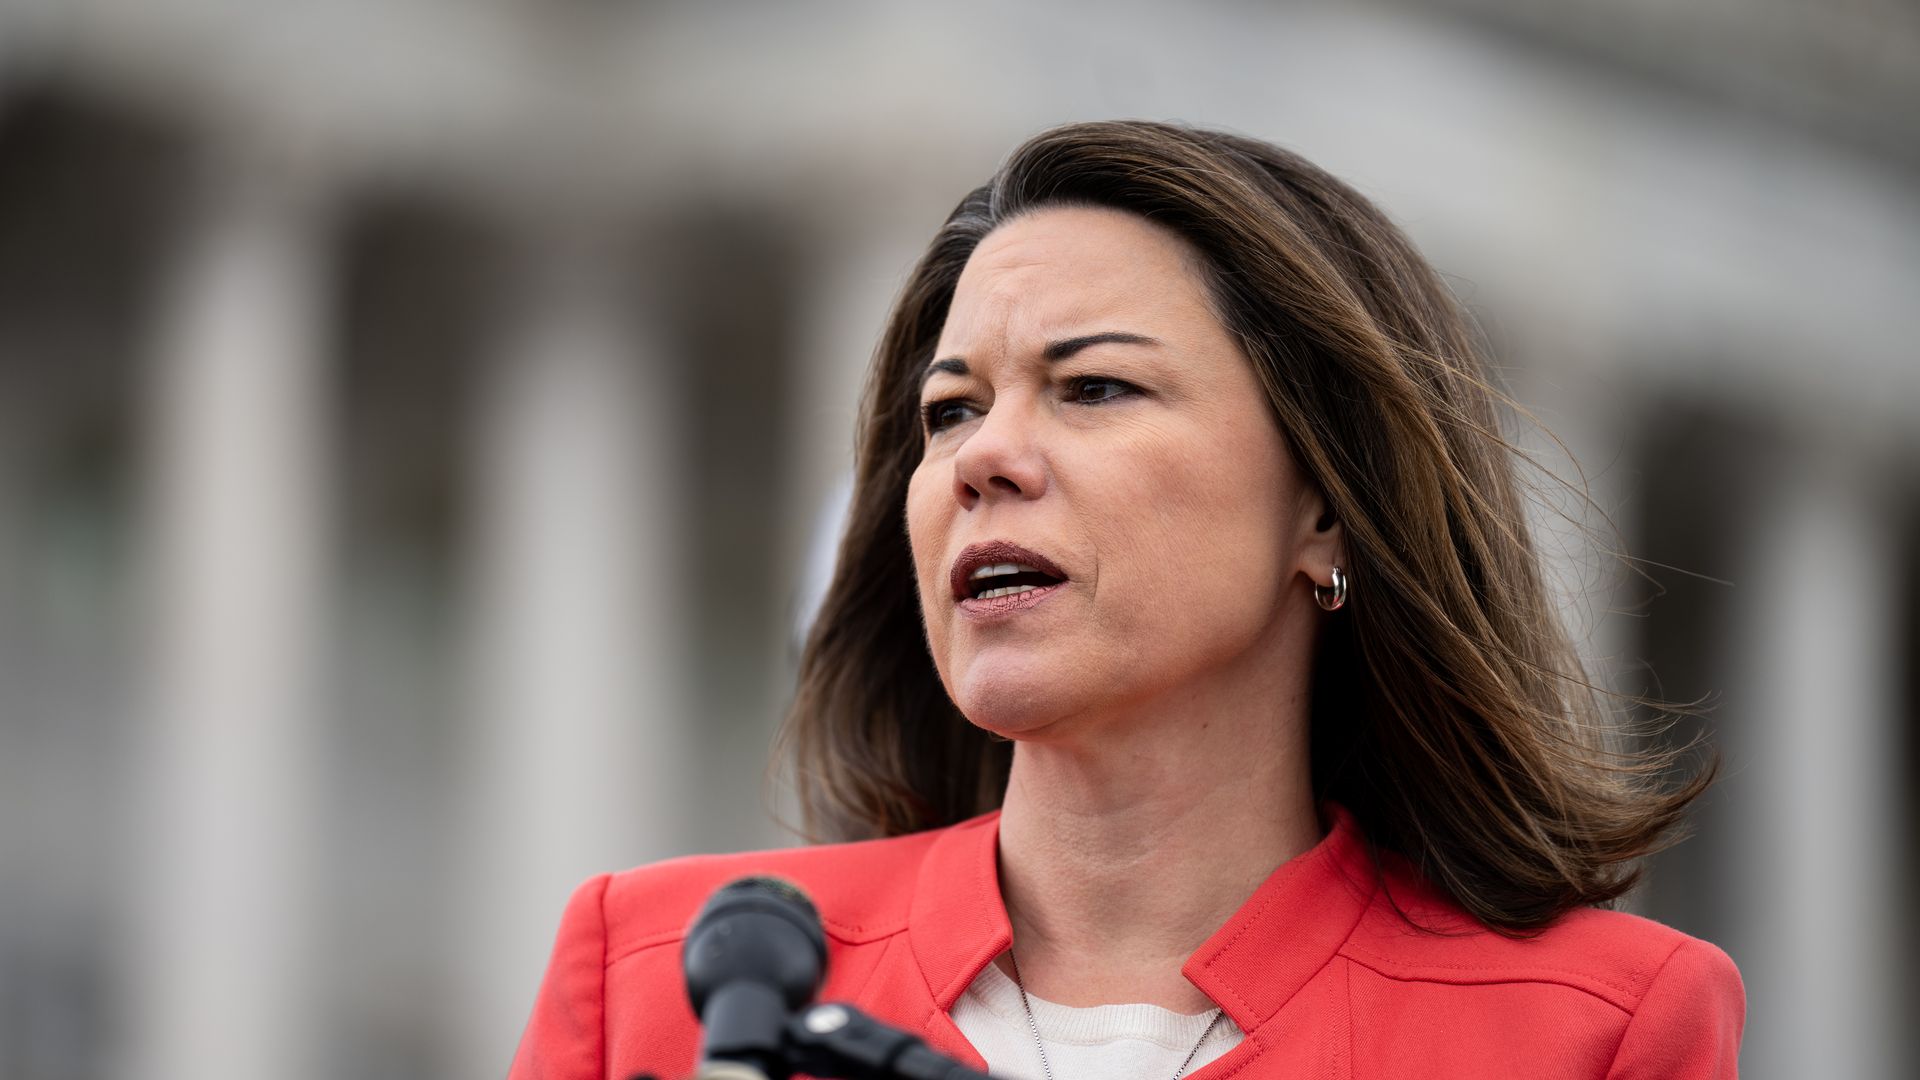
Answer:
[
  {"left": 514, "top": 819, "right": 987, "bottom": 1079},
  {"left": 1339, "top": 860, "right": 1743, "bottom": 1020},
  {"left": 566, "top": 812, "right": 990, "bottom": 960},
  {"left": 1329, "top": 862, "right": 1744, "bottom": 1078}
]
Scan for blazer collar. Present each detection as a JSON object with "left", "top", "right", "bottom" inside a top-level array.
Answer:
[{"left": 907, "top": 801, "right": 1381, "bottom": 1033}]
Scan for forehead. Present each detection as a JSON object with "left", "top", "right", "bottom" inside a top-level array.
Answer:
[{"left": 937, "top": 205, "right": 1213, "bottom": 353}]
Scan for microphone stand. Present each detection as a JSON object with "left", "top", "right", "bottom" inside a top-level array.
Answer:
[
  {"left": 666, "top": 1000, "right": 996, "bottom": 1080},
  {"left": 783, "top": 1002, "right": 995, "bottom": 1080}
]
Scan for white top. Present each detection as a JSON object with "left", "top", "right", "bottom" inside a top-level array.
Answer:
[{"left": 949, "top": 961, "right": 1245, "bottom": 1079}]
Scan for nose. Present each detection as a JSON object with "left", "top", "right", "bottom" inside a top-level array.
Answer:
[{"left": 950, "top": 396, "right": 1048, "bottom": 509}]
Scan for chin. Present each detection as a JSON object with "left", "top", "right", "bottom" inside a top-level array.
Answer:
[{"left": 949, "top": 657, "right": 1097, "bottom": 739}]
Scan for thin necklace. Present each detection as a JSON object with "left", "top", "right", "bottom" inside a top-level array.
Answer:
[{"left": 1005, "top": 946, "right": 1226, "bottom": 1080}]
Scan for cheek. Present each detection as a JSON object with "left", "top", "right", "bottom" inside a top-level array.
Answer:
[
  {"left": 1092, "top": 420, "right": 1293, "bottom": 639},
  {"left": 904, "top": 464, "right": 952, "bottom": 636}
]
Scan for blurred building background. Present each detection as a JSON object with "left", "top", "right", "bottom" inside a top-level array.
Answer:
[{"left": 0, "top": 1, "right": 1914, "bottom": 1077}]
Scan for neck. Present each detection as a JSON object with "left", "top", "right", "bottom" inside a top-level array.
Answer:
[{"left": 994, "top": 674, "right": 1322, "bottom": 1012}]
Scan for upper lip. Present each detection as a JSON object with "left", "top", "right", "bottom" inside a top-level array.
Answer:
[{"left": 949, "top": 540, "right": 1069, "bottom": 601}]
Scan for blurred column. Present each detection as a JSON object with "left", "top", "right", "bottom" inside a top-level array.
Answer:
[
  {"left": 454, "top": 230, "right": 689, "bottom": 1076},
  {"left": 128, "top": 165, "right": 332, "bottom": 1080},
  {"left": 1728, "top": 450, "right": 1902, "bottom": 1078}
]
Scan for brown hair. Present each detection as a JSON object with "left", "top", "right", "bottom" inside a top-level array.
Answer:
[{"left": 778, "top": 120, "right": 1712, "bottom": 932}]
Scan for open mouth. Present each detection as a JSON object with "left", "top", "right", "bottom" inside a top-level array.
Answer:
[
  {"left": 949, "top": 541, "right": 1069, "bottom": 603},
  {"left": 965, "top": 562, "right": 1065, "bottom": 600}
]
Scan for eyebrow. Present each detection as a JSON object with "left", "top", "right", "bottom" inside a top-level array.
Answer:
[{"left": 920, "top": 331, "right": 1164, "bottom": 389}]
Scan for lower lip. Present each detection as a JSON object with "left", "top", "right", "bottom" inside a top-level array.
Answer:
[{"left": 958, "top": 582, "right": 1065, "bottom": 618}]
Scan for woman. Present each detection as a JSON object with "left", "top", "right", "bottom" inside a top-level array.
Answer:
[{"left": 512, "top": 121, "right": 1744, "bottom": 1079}]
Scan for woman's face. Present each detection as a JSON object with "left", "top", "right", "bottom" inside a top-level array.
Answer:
[{"left": 906, "top": 204, "right": 1336, "bottom": 737}]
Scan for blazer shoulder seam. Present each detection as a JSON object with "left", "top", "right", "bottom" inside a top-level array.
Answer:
[
  {"left": 608, "top": 921, "right": 910, "bottom": 970},
  {"left": 1602, "top": 936, "right": 1693, "bottom": 1074},
  {"left": 1338, "top": 944, "right": 1636, "bottom": 1014}
]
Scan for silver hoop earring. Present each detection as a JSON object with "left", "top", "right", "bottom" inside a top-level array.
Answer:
[{"left": 1314, "top": 566, "right": 1348, "bottom": 612}]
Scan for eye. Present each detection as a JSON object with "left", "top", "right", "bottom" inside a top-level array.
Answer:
[
  {"left": 921, "top": 397, "right": 978, "bottom": 435},
  {"left": 1066, "top": 375, "right": 1138, "bottom": 404}
]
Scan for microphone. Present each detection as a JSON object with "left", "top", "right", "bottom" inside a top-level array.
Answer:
[
  {"left": 684, "top": 876, "right": 998, "bottom": 1080},
  {"left": 683, "top": 877, "right": 828, "bottom": 1080}
]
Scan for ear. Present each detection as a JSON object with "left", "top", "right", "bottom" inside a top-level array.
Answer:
[{"left": 1294, "top": 483, "right": 1345, "bottom": 589}]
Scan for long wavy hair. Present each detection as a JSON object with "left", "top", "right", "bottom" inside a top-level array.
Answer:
[{"left": 777, "top": 120, "right": 1713, "bottom": 932}]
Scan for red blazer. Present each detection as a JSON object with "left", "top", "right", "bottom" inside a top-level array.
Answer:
[{"left": 511, "top": 802, "right": 1744, "bottom": 1079}]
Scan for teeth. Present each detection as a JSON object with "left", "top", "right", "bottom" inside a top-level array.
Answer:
[
  {"left": 975, "top": 584, "right": 1041, "bottom": 600},
  {"left": 969, "top": 562, "right": 1041, "bottom": 581}
]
